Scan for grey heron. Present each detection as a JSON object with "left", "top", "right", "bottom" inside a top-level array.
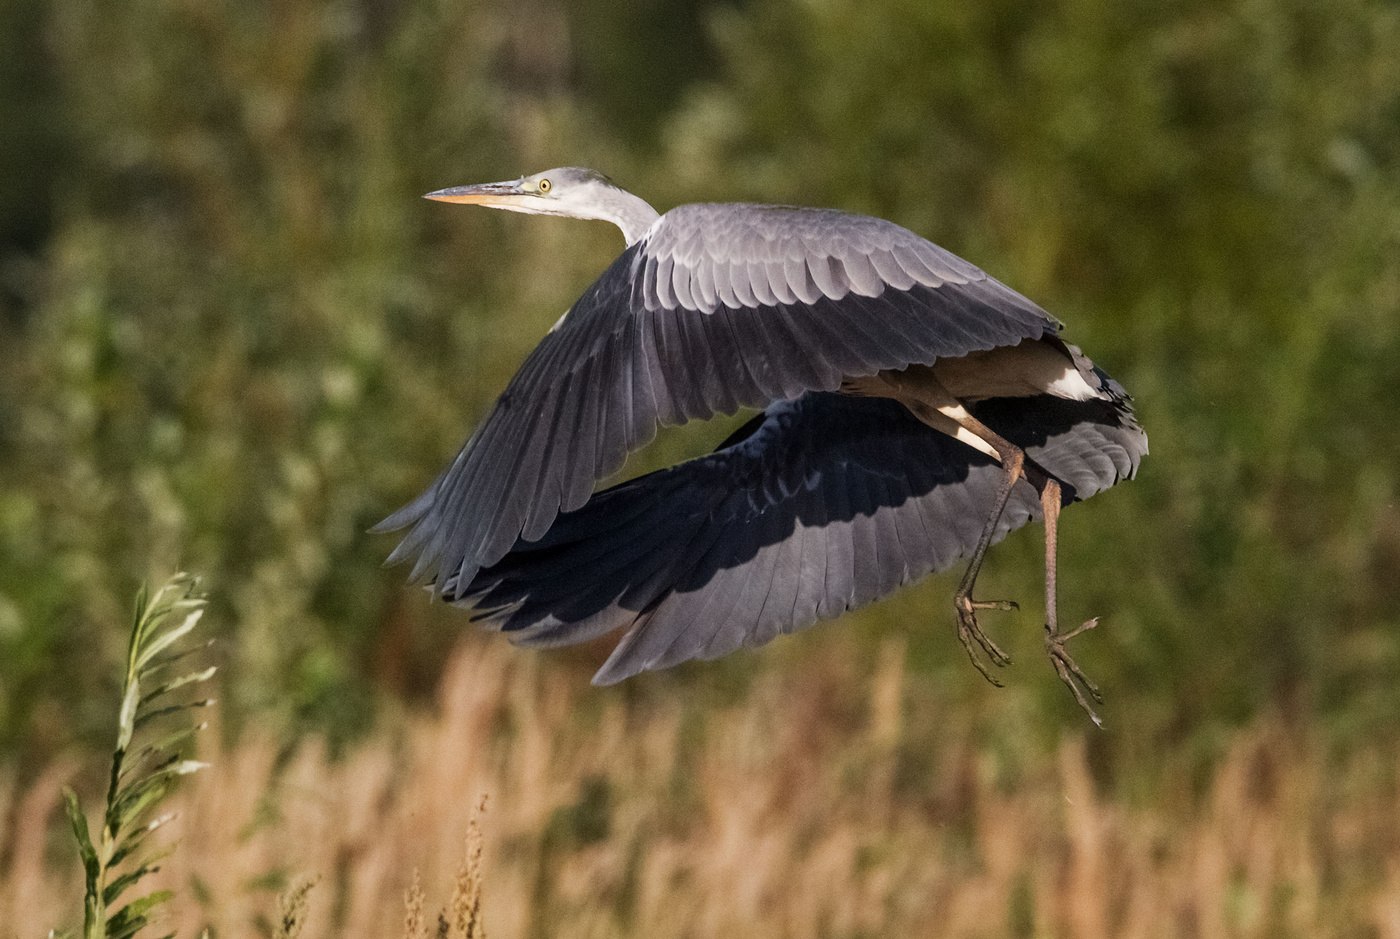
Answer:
[{"left": 377, "top": 167, "right": 1147, "bottom": 723}]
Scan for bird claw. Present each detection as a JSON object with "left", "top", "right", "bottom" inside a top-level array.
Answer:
[
  {"left": 955, "top": 594, "right": 1017, "bottom": 686},
  {"left": 1045, "top": 617, "right": 1105, "bottom": 726}
]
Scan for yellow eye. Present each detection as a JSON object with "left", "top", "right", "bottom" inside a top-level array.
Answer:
[{"left": 537, "top": 178, "right": 552, "bottom": 193}]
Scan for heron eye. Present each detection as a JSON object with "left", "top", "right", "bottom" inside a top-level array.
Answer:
[{"left": 538, "top": 178, "right": 552, "bottom": 193}]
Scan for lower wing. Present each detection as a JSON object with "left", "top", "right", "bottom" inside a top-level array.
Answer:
[{"left": 449, "top": 390, "right": 1146, "bottom": 682}]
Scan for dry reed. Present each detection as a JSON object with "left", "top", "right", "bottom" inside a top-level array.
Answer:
[{"left": 7, "top": 636, "right": 1400, "bottom": 938}]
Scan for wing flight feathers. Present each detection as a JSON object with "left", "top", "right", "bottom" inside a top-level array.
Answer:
[{"left": 449, "top": 391, "right": 1145, "bottom": 682}]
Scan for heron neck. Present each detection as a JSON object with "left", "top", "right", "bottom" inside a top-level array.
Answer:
[{"left": 596, "top": 188, "right": 661, "bottom": 245}]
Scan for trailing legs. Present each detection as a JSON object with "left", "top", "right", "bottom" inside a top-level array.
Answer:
[
  {"left": 856, "top": 366, "right": 1106, "bottom": 717},
  {"left": 944, "top": 411, "right": 1106, "bottom": 722}
]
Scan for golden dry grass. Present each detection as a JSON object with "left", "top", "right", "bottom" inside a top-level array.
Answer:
[{"left": 7, "top": 637, "right": 1400, "bottom": 938}]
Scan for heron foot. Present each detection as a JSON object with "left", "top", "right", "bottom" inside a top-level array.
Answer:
[
  {"left": 954, "top": 594, "right": 1017, "bottom": 687},
  {"left": 1045, "top": 617, "right": 1104, "bottom": 727}
]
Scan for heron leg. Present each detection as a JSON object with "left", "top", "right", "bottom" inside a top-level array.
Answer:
[
  {"left": 948, "top": 419, "right": 1028, "bottom": 686},
  {"left": 1039, "top": 477, "right": 1105, "bottom": 725}
]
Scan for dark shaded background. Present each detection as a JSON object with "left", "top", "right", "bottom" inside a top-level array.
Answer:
[{"left": 1, "top": 0, "right": 1397, "bottom": 791}]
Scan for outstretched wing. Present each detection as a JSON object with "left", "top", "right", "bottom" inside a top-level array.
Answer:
[
  {"left": 452, "top": 390, "right": 1147, "bottom": 682},
  {"left": 378, "top": 204, "right": 1062, "bottom": 591}
]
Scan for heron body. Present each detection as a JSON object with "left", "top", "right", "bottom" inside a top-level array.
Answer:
[{"left": 378, "top": 167, "right": 1147, "bottom": 722}]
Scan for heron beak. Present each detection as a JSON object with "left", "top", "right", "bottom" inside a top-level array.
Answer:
[{"left": 424, "top": 180, "right": 530, "bottom": 207}]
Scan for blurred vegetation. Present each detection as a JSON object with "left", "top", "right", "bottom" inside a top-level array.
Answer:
[{"left": 1, "top": 0, "right": 1398, "bottom": 797}]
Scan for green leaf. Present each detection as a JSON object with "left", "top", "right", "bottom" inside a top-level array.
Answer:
[
  {"left": 133, "top": 607, "right": 204, "bottom": 674},
  {"left": 106, "top": 889, "right": 173, "bottom": 939},
  {"left": 120, "top": 724, "right": 208, "bottom": 784},
  {"left": 115, "top": 681, "right": 142, "bottom": 756},
  {"left": 109, "top": 774, "right": 175, "bottom": 839},
  {"left": 108, "top": 889, "right": 173, "bottom": 926},
  {"left": 138, "top": 666, "right": 217, "bottom": 710},
  {"left": 144, "top": 639, "right": 216, "bottom": 677},
  {"left": 63, "top": 789, "right": 100, "bottom": 885},
  {"left": 132, "top": 699, "right": 214, "bottom": 732},
  {"left": 102, "top": 845, "right": 173, "bottom": 907},
  {"left": 108, "top": 910, "right": 149, "bottom": 939},
  {"left": 110, "top": 760, "right": 205, "bottom": 840},
  {"left": 107, "top": 812, "right": 176, "bottom": 870}
]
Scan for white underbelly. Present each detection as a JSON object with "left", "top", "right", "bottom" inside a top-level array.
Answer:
[
  {"left": 932, "top": 340, "right": 1099, "bottom": 402},
  {"left": 840, "top": 339, "right": 1105, "bottom": 464}
]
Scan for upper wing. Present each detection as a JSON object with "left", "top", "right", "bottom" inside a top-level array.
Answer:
[
  {"left": 452, "top": 390, "right": 1147, "bottom": 683},
  {"left": 378, "top": 204, "right": 1062, "bottom": 590}
]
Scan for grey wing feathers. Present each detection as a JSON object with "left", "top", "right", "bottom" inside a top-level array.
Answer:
[
  {"left": 451, "top": 389, "right": 1146, "bottom": 684},
  {"left": 378, "top": 204, "right": 1062, "bottom": 593}
]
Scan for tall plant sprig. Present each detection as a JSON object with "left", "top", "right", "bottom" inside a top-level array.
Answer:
[{"left": 63, "top": 573, "right": 216, "bottom": 939}]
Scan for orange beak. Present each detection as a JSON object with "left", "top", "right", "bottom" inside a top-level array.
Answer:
[{"left": 424, "top": 180, "right": 529, "bottom": 207}]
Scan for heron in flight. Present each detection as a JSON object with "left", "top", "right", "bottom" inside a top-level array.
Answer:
[{"left": 377, "top": 167, "right": 1147, "bottom": 722}]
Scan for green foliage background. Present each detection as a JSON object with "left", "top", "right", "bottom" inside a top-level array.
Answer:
[{"left": 2, "top": 0, "right": 1398, "bottom": 780}]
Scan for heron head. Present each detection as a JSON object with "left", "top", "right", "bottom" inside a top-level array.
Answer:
[{"left": 425, "top": 167, "right": 623, "bottom": 221}]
